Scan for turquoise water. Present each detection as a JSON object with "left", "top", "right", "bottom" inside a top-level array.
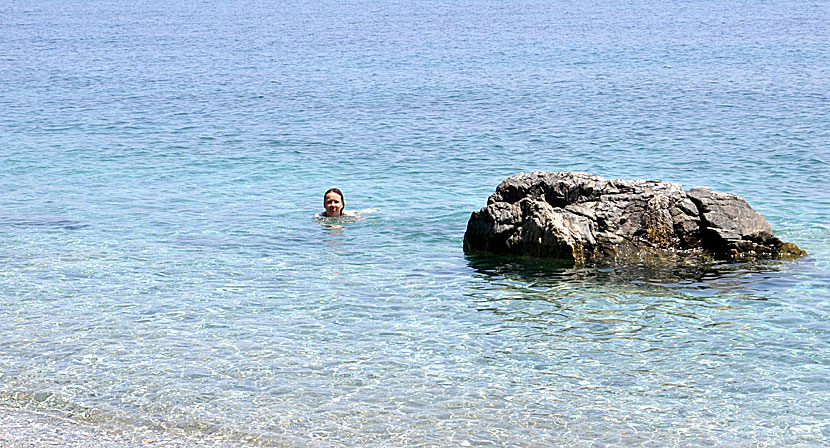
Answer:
[{"left": 2, "top": 0, "right": 829, "bottom": 445}]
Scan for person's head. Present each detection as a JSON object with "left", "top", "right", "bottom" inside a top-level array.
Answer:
[{"left": 323, "top": 188, "right": 345, "bottom": 216}]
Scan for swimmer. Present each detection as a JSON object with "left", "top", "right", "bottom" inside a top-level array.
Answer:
[{"left": 319, "top": 188, "right": 356, "bottom": 218}]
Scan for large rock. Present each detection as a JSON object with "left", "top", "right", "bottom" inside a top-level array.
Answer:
[{"left": 463, "top": 172, "right": 806, "bottom": 263}]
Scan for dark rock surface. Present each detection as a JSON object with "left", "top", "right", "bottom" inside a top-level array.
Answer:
[{"left": 463, "top": 172, "right": 806, "bottom": 263}]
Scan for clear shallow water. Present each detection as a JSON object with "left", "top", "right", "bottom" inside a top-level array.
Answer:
[{"left": 1, "top": 0, "right": 829, "bottom": 446}]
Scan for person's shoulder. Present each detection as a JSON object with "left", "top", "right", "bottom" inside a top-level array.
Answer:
[{"left": 316, "top": 211, "right": 355, "bottom": 218}]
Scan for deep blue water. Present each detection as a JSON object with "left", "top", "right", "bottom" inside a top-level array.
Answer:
[{"left": 1, "top": 0, "right": 829, "bottom": 446}]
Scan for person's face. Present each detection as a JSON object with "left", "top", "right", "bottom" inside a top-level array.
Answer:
[{"left": 324, "top": 192, "right": 344, "bottom": 216}]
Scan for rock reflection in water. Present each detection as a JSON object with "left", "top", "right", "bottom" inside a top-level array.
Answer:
[{"left": 465, "top": 252, "right": 809, "bottom": 300}]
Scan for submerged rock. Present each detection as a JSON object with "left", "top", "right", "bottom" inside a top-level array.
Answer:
[{"left": 463, "top": 172, "right": 806, "bottom": 263}]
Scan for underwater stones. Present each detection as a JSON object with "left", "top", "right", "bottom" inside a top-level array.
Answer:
[{"left": 463, "top": 171, "right": 807, "bottom": 263}]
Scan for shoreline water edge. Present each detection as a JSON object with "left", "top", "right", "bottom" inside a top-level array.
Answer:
[{"left": 0, "top": 407, "right": 240, "bottom": 448}]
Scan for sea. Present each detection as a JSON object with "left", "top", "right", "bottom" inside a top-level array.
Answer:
[{"left": 1, "top": 0, "right": 828, "bottom": 446}]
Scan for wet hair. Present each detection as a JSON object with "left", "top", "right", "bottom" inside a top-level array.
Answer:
[{"left": 323, "top": 188, "right": 345, "bottom": 213}]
